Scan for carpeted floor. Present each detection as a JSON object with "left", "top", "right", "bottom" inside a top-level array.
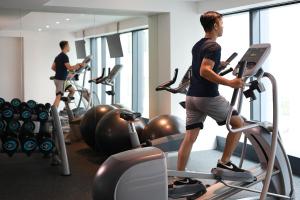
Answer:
[
  {"left": 0, "top": 142, "right": 299, "bottom": 200},
  {"left": 0, "top": 142, "right": 106, "bottom": 200}
]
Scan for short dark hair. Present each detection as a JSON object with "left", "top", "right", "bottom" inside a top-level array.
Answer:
[
  {"left": 59, "top": 41, "right": 69, "bottom": 50},
  {"left": 200, "top": 11, "right": 222, "bottom": 32}
]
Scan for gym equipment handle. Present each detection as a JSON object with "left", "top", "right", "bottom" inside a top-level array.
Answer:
[
  {"left": 156, "top": 68, "right": 179, "bottom": 91},
  {"left": 226, "top": 52, "right": 238, "bottom": 63},
  {"left": 89, "top": 68, "right": 106, "bottom": 83},
  {"left": 219, "top": 68, "right": 233, "bottom": 76},
  {"left": 230, "top": 60, "right": 247, "bottom": 106}
]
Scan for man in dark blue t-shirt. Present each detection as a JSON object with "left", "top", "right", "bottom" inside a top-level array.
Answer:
[
  {"left": 51, "top": 41, "right": 83, "bottom": 108},
  {"left": 174, "top": 11, "right": 251, "bottom": 187}
]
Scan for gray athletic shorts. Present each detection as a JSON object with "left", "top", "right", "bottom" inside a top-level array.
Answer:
[
  {"left": 54, "top": 79, "right": 65, "bottom": 96},
  {"left": 186, "top": 95, "right": 238, "bottom": 130}
]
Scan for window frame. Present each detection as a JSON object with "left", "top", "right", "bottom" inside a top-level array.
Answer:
[
  {"left": 90, "top": 28, "right": 149, "bottom": 114},
  {"left": 220, "top": 1, "right": 300, "bottom": 172}
]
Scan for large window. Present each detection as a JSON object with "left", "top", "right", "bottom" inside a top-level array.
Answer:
[
  {"left": 218, "top": 12, "right": 250, "bottom": 119},
  {"left": 105, "top": 40, "right": 117, "bottom": 104},
  {"left": 259, "top": 4, "right": 300, "bottom": 157},
  {"left": 139, "top": 30, "right": 149, "bottom": 117},
  {"left": 221, "top": 2, "right": 300, "bottom": 158},
  {"left": 92, "top": 29, "right": 149, "bottom": 117},
  {"left": 119, "top": 32, "right": 133, "bottom": 109},
  {"left": 96, "top": 38, "right": 102, "bottom": 102}
]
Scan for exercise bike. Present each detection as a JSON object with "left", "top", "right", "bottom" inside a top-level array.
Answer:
[{"left": 92, "top": 43, "right": 295, "bottom": 200}]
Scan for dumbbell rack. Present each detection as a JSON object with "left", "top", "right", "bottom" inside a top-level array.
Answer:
[{"left": 0, "top": 98, "right": 71, "bottom": 176}]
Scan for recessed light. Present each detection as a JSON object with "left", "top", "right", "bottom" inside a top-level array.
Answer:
[
  {"left": 65, "top": 18, "right": 70, "bottom": 21},
  {"left": 38, "top": 28, "right": 42, "bottom": 32},
  {"left": 46, "top": 25, "right": 50, "bottom": 28},
  {"left": 56, "top": 21, "right": 60, "bottom": 24}
]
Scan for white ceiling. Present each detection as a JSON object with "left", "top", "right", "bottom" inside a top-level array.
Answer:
[
  {"left": 0, "top": 0, "right": 202, "bottom": 32},
  {"left": 2, "top": 12, "right": 134, "bottom": 32}
]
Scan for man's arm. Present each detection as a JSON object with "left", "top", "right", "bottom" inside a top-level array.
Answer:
[
  {"left": 51, "top": 63, "right": 56, "bottom": 71},
  {"left": 64, "top": 63, "right": 82, "bottom": 71},
  {"left": 200, "top": 58, "right": 243, "bottom": 89}
]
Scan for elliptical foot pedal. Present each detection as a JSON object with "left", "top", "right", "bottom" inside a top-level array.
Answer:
[
  {"left": 211, "top": 167, "right": 256, "bottom": 182},
  {"left": 168, "top": 178, "right": 206, "bottom": 199}
]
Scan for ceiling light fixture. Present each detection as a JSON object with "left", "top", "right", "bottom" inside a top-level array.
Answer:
[
  {"left": 56, "top": 21, "right": 60, "bottom": 24},
  {"left": 38, "top": 28, "right": 42, "bottom": 32},
  {"left": 46, "top": 25, "right": 50, "bottom": 28},
  {"left": 65, "top": 18, "right": 70, "bottom": 21}
]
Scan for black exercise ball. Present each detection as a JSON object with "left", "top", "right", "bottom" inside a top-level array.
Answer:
[
  {"left": 80, "top": 105, "right": 116, "bottom": 150},
  {"left": 140, "top": 115, "right": 185, "bottom": 143},
  {"left": 94, "top": 108, "right": 146, "bottom": 155}
]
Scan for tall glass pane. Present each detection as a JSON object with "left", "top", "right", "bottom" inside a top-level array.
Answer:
[
  {"left": 105, "top": 38, "right": 116, "bottom": 104},
  {"left": 218, "top": 12, "right": 250, "bottom": 119},
  {"left": 260, "top": 4, "right": 300, "bottom": 157},
  {"left": 96, "top": 38, "right": 102, "bottom": 102},
  {"left": 119, "top": 32, "right": 133, "bottom": 109},
  {"left": 141, "top": 30, "right": 149, "bottom": 117}
]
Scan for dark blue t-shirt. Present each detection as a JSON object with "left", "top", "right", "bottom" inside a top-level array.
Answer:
[
  {"left": 187, "top": 38, "right": 221, "bottom": 97},
  {"left": 54, "top": 52, "right": 69, "bottom": 80}
]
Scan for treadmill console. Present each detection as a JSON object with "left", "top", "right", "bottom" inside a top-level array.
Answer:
[{"left": 234, "top": 43, "right": 271, "bottom": 77}]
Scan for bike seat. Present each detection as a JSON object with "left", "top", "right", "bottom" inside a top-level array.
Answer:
[{"left": 120, "top": 111, "right": 141, "bottom": 121}]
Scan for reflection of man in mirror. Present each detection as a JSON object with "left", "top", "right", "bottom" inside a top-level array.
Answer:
[{"left": 51, "top": 40, "right": 83, "bottom": 108}]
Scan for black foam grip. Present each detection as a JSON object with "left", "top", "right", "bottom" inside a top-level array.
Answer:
[{"left": 230, "top": 61, "right": 246, "bottom": 106}]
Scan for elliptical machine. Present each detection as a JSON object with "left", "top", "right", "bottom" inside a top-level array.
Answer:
[
  {"left": 92, "top": 44, "right": 295, "bottom": 200},
  {"left": 50, "top": 55, "right": 99, "bottom": 143},
  {"left": 89, "top": 64, "right": 123, "bottom": 105}
]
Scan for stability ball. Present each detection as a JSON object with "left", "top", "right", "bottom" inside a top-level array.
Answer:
[
  {"left": 140, "top": 115, "right": 185, "bottom": 143},
  {"left": 80, "top": 105, "right": 116, "bottom": 150},
  {"left": 94, "top": 108, "right": 146, "bottom": 155}
]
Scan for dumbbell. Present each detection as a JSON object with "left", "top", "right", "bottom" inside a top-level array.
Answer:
[
  {"left": 1, "top": 102, "right": 15, "bottom": 120},
  {"left": 1, "top": 130, "right": 19, "bottom": 157},
  {"left": 0, "top": 119, "right": 6, "bottom": 132},
  {"left": 19, "top": 121, "right": 37, "bottom": 156},
  {"left": 37, "top": 122, "right": 54, "bottom": 155},
  {"left": 0, "top": 97, "right": 5, "bottom": 109},
  {"left": 7, "top": 119, "right": 21, "bottom": 133},
  {"left": 19, "top": 102, "right": 33, "bottom": 121},
  {"left": 10, "top": 98, "right": 22, "bottom": 112},
  {"left": 27, "top": 100, "right": 37, "bottom": 110},
  {"left": 35, "top": 103, "right": 50, "bottom": 122}
]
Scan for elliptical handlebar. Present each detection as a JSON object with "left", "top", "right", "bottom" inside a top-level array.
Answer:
[
  {"left": 230, "top": 60, "right": 247, "bottom": 106},
  {"left": 156, "top": 53, "right": 238, "bottom": 95},
  {"left": 226, "top": 60, "right": 260, "bottom": 133},
  {"left": 89, "top": 68, "right": 106, "bottom": 83},
  {"left": 156, "top": 68, "right": 190, "bottom": 94},
  {"left": 156, "top": 68, "right": 179, "bottom": 92},
  {"left": 88, "top": 65, "right": 122, "bottom": 86},
  {"left": 219, "top": 67, "right": 233, "bottom": 76}
]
